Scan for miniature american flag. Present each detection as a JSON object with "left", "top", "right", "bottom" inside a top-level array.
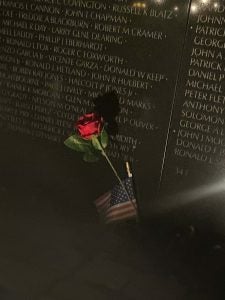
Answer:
[{"left": 94, "top": 177, "right": 137, "bottom": 224}]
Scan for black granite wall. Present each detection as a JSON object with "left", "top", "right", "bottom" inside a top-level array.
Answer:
[{"left": 1, "top": 0, "right": 225, "bottom": 229}]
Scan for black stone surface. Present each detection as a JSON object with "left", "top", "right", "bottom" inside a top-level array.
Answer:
[
  {"left": 0, "top": 1, "right": 225, "bottom": 298},
  {"left": 0, "top": 0, "right": 191, "bottom": 214},
  {"left": 158, "top": 0, "right": 225, "bottom": 236}
]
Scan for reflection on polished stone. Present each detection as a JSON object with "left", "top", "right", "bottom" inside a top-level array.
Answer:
[
  {"left": 191, "top": 0, "right": 225, "bottom": 14},
  {"left": 132, "top": 2, "right": 147, "bottom": 8}
]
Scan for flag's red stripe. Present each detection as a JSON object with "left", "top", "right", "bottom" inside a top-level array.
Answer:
[
  {"left": 105, "top": 202, "right": 137, "bottom": 219},
  {"left": 97, "top": 199, "right": 110, "bottom": 213},
  {"left": 95, "top": 194, "right": 111, "bottom": 214},
  {"left": 96, "top": 196, "right": 110, "bottom": 209},
  {"left": 106, "top": 205, "right": 136, "bottom": 219},
  {"left": 106, "top": 209, "right": 137, "bottom": 223},
  {"left": 95, "top": 192, "right": 110, "bottom": 205},
  {"left": 95, "top": 192, "right": 111, "bottom": 206},
  {"left": 106, "top": 204, "right": 136, "bottom": 218},
  {"left": 105, "top": 199, "right": 136, "bottom": 214}
]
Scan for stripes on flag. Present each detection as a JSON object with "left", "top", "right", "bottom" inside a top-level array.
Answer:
[
  {"left": 105, "top": 199, "right": 137, "bottom": 224},
  {"left": 95, "top": 192, "right": 111, "bottom": 213},
  {"left": 94, "top": 177, "right": 137, "bottom": 224}
]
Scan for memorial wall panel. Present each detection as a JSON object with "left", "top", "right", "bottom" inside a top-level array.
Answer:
[
  {"left": 159, "top": 0, "right": 225, "bottom": 226},
  {"left": 0, "top": 0, "right": 190, "bottom": 214}
]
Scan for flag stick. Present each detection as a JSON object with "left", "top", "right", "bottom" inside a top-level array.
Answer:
[
  {"left": 95, "top": 139, "right": 138, "bottom": 217},
  {"left": 125, "top": 161, "right": 132, "bottom": 178}
]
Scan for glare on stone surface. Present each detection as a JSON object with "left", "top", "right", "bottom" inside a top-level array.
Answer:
[
  {"left": 191, "top": 3, "right": 198, "bottom": 13},
  {"left": 201, "top": 0, "right": 210, "bottom": 4},
  {"left": 132, "top": 2, "right": 147, "bottom": 8}
]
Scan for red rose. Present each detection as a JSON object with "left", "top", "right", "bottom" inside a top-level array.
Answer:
[{"left": 75, "top": 113, "right": 103, "bottom": 140}]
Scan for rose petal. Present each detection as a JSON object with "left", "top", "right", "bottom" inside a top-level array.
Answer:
[{"left": 75, "top": 113, "right": 104, "bottom": 140}]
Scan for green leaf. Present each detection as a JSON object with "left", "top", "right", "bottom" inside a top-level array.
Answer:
[
  {"left": 100, "top": 128, "right": 108, "bottom": 149},
  {"left": 83, "top": 151, "right": 99, "bottom": 163},
  {"left": 64, "top": 135, "right": 91, "bottom": 152},
  {"left": 91, "top": 136, "right": 102, "bottom": 151}
]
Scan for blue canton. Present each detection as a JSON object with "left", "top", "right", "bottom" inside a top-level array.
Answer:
[{"left": 110, "top": 178, "right": 134, "bottom": 206}]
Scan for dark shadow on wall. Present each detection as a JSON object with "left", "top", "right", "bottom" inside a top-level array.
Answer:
[{"left": 93, "top": 91, "right": 120, "bottom": 136}]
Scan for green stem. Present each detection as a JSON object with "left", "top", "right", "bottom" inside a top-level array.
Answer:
[{"left": 93, "top": 137, "right": 138, "bottom": 217}]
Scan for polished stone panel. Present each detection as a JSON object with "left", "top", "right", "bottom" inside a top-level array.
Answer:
[
  {"left": 0, "top": 0, "right": 191, "bottom": 214},
  {"left": 1, "top": 2, "right": 225, "bottom": 299},
  {"left": 159, "top": 0, "right": 225, "bottom": 232}
]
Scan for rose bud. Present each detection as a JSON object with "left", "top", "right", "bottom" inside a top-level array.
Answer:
[{"left": 75, "top": 113, "right": 104, "bottom": 140}]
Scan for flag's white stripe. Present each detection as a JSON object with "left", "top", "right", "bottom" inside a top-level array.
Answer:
[
  {"left": 105, "top": 199, "right": 136, "bottom": 214},
  {"left": 95, "top": 192, "right": 110, "bottom": 205},
  {"left": 96, "top": 197, "right": 110, "bottom": 210},
  {"left": 95, "top": 193, "right": 111, "bottom": 206},
  {"left": 107, "top": 205, "right": 137, "bottom": 217},
  {"left": 105, "top": 202, "right": 137, "bottom": 219},
  {"left": 95, "top": 194, "right": 111, "bottom": 213},
  {"left": 106, "top": 209, "right": 137, "bottom": 223},
  {"left": 97, "top": 200, "right": 110, "bottom": 213},
  {"left": 106, "top": 204, "right": 136, "bottom": 218},
  {"left": 96, "top": 201, "right": 109, "bottom": 212}
]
